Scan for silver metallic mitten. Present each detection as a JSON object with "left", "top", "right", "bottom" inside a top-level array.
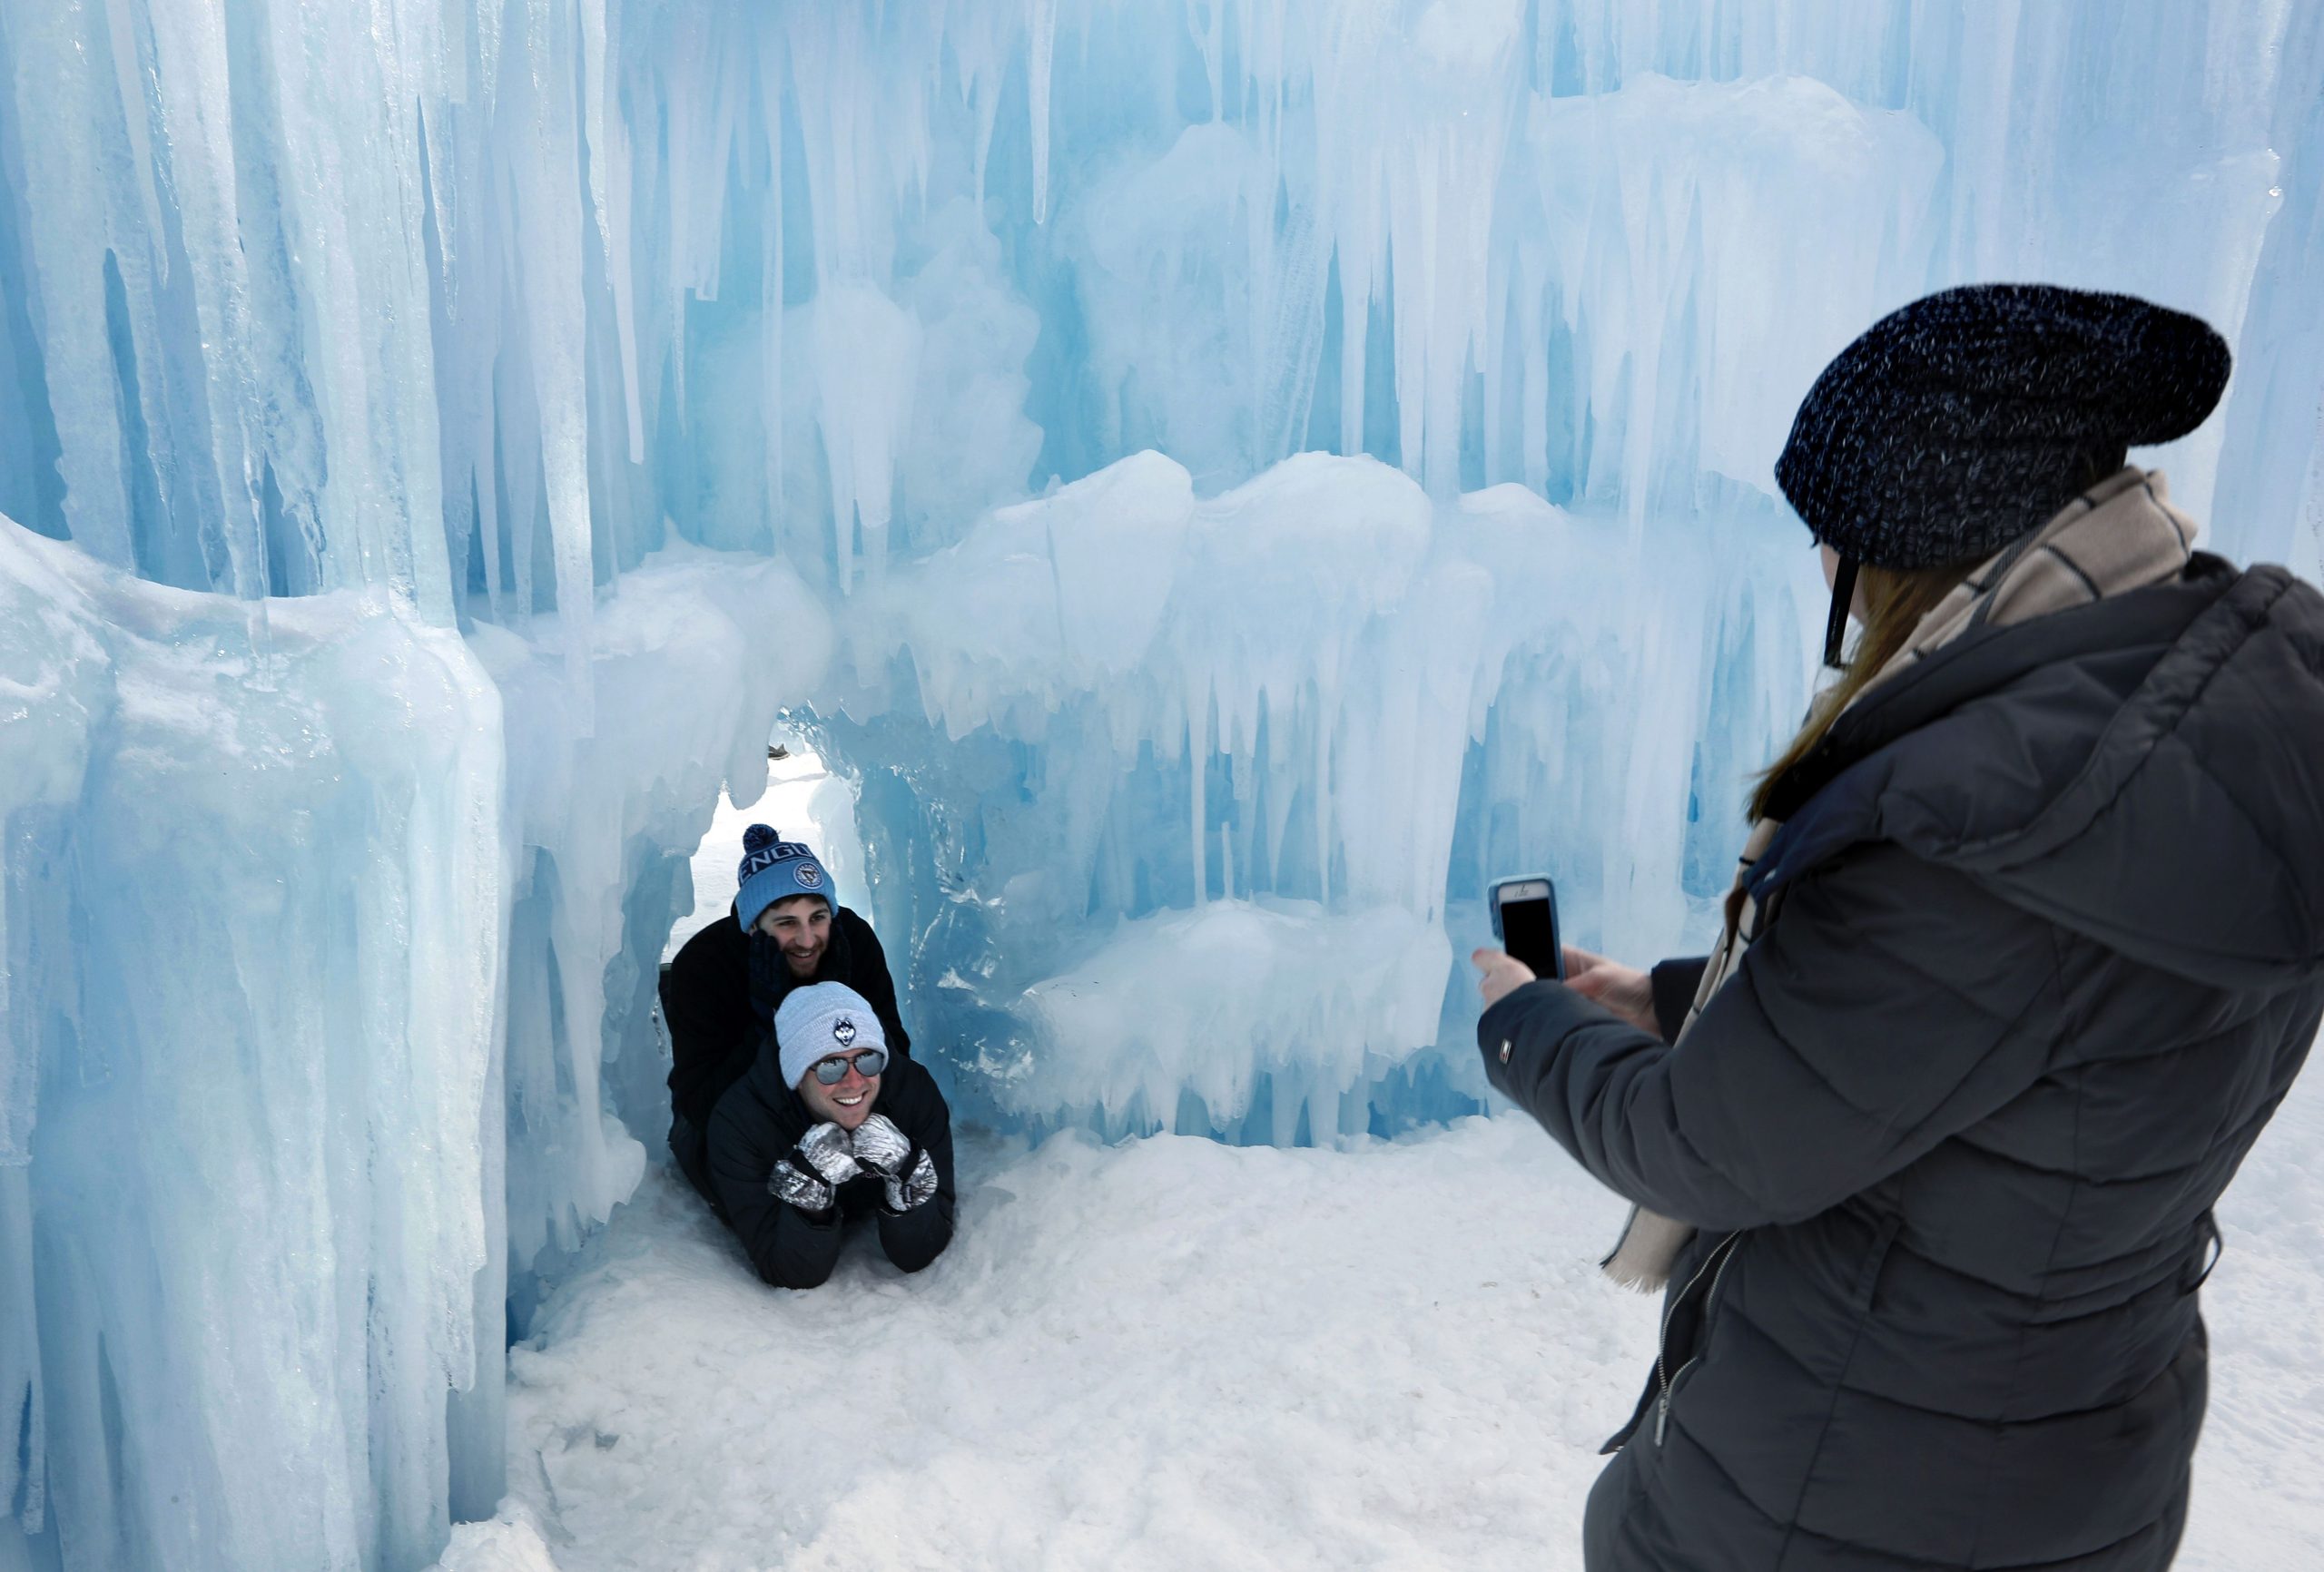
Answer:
[
  {"left": 769, "top": 1159, "right": 833, "bottom": 1213},
  {"left": 883, "top": 1146, "right": 938, "bottom": 1213},
  {"left": 795, "top": 1121, "right": 863, "bottom": 1186},
  {"left": 850, "top": 1113, "right": 912, "bottom": 1176}
]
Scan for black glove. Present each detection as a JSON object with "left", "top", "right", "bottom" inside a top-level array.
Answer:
[{"left": 768, "top": 1121, "right": 862, "bottom": 1213}]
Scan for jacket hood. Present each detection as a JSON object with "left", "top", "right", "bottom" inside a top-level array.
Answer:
[{"left": 1758, "top": 557, "right": 2324, "bottom": 988}]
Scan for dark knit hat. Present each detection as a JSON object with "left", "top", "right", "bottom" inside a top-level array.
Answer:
[{"left": 1775, "top": 284, "right": 2230, "bottom": 572}]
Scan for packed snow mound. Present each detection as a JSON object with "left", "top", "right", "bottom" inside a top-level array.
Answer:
[
  {"left": 1013, "top": 898, "right": 1453, "bottom": 1142},
  {"left": 428, "top": 1505, "right": 560, "bottom": 1572}
]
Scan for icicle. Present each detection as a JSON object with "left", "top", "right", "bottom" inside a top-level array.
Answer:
[
  {"left": 101, "top": 0, "right": 167, "bottom": 282},
  {"left": 6, "top": 3, "right": 135, "bottom": 570},
  {"left": 1191, "top": 687, "right": 1209, "bottom": 906},
  {"left": 1029, "top": 0, "right": 1058, "bottom": 222},
  {"left": 664, "top": 5, "right": 709, "bottom": 419},
  {"left": 141, "top": 0, "right": 272, "bottom": 614},
  {"left": 1314, "top": 697, "right": 1334, "bottom": 908},
  {"left": 505, "top": 0, "right": 597, "bottom": 699},
  {"left": 584, "top": 0, "right": 645, "bottom": 466},
  {"left": 761, "top": 17, "right": 788, "bottom": 540}
]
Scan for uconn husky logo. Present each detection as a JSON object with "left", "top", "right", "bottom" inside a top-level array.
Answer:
[{"left": 832, "top": 1017, "right": 857, "bottom": 1048}]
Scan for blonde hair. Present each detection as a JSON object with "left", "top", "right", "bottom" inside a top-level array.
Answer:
[{"left": 1748, "top": 561, "right": 1975, "bottom": 822}]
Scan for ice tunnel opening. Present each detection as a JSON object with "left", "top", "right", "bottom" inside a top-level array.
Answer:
[{"left": 662, "top": 730, "right": 867, "bottom": 968}]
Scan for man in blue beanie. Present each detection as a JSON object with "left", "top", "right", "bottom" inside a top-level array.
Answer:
[{"left": 660, "top": 825, "right": 911, "bottom": 1210}]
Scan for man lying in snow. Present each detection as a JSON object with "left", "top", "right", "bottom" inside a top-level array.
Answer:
[
  {"left": 705, "top": 982, "right": 957, "bottom": 1288},
  {"left": 661, "top": 824, "right": 910, "bottom": 1206}
]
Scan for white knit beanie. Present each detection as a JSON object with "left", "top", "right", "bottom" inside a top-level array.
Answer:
[{"left": 773, "top": 982, "right": 886, "bottom": 1090}]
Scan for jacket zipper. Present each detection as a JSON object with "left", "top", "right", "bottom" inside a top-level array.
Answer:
[{"left": 1655, "top": 1232, "right": 1740, "bottom": 1446}]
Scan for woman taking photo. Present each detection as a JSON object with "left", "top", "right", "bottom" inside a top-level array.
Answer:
[{"left": 1473, "top": 285, "right": 2324, "bottom": 1572}]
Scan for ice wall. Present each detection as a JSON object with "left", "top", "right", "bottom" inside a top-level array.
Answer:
[
  {"left": 0, "top": 530, "right": 820, "bottom": 1567},
  {"left": 0, "top": 524, "right": 502, "bottom": 1570},
  {"left": 0, "top": 2, "right": 2319, "bottom": 1568},
  {"left": 5, "top": 1, "right": 2315, "bottom": 611},
  {"left": 816, "top": 450, "right": 1814, "bottom": 1141}
]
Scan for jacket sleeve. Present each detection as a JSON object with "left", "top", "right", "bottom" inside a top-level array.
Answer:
[
  {"left": 846, "top": 911, "right": 912, "bottom": 1059},
  {"left": 876, "top": 1080, "right": 956, "bottom": 1273},
  {"left": 707, "top": 1098, "right": 846, "bottom": 1291},
  {"left": 1478, "top": 842, "right": 2064, "bottom": 1230},
  {"left": 664, "top": 923, "right": 753, "bottom": 1131}
]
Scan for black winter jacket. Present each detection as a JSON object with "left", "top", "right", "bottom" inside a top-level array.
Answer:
[
  {"left": 1482, "top": 557, "right": 2324, "bottom": 1571},
  {"left": 662, "top": 902, "right": 910, "bottom": 1134},
  {"left": 706, "top": 1043, "right": 957, "bottom": 1290}
]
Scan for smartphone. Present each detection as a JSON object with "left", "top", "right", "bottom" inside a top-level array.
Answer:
[{"left": 1490, "top": 875, "right": 1566, "bottom": 981}]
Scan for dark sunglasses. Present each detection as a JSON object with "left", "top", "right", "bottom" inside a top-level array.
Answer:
[{"left": 810, "top": 1047, "right": 887, "bottom": 1085}]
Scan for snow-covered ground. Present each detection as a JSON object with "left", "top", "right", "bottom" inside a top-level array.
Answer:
[
  {"left": 463, "top": 1116, "right": 1641, "bottom": 1571},
  {"left": 444, "top": 1062, "right": 2323, "bottom": 1572}
]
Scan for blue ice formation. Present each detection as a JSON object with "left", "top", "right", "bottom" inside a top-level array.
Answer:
[{"left": 0, "top": 2, "right": 2319, "bottom": 1567}]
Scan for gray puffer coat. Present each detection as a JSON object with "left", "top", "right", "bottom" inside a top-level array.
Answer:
[{"left": 1481, "top": 555, "right": 2324, "bottom": 1570}]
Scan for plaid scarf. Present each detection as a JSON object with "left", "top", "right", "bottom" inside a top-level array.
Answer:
[{"left": 1601, "top": 468, "right": 2200, "bottom": 1290}]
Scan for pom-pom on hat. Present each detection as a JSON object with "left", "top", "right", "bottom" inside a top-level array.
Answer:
[
  {"left": 735, "top": 824, "right": 835, "bottom": 933},
  {"left": 1776, "top": 284, "right": 2230, "bottom": 573},
  {"left": 774, "top": 981, "right": 886, "bottom": 1091}
]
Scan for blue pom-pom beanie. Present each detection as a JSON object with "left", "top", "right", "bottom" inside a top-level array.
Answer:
[{"left": 736, "top": 824, "right": 835, "bottom": 932}]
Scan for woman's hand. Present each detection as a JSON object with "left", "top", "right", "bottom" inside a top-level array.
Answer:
[
  {"left": 1561, "top": 945, "right": 1658, "bottom": 1035},
  {"left": 1471, "top": 948, "right": 1538, "bottom": 1010},
  {"left": 1473, "top": 945, "right": 1662, "bottom": 1034}
]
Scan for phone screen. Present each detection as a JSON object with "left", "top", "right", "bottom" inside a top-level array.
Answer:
[{"left": 1493, "top": 880, "right": 1563, "bottom": 979}]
